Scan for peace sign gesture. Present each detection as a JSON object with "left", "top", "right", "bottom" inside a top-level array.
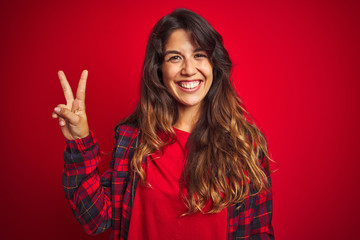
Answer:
[{"left": 52, "top": 70, "right": 90, "bottom": 140}]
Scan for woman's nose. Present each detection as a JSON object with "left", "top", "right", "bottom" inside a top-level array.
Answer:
[{"left": 181, "top": 59, "right": 197, "bottom": 76}]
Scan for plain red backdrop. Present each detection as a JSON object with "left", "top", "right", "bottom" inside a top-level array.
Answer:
[{"left": 0, "top": 0, "right": 359, "bottom": 239}]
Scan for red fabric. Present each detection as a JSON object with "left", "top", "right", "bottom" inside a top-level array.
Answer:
[
  {"left": 127, "top": 127, "right": 227, "bottom": 240},
  {"left": 63, "top": 123, "right": 274, "bottom": 239}
]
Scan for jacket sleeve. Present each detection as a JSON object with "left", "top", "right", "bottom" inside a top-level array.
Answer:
[
  {"left": 62, "top": 130, "right": 117, "bottom": 235},
  {"left": 250, "top": 159, "right": 275, "bottom": 239}
]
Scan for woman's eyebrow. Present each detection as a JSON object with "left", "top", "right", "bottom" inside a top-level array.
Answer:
[
  {"left": 164, "top": 50, "right": 182, "bottom": 56},
  {"left": 164, "top": 48, "right": 205, "bottom": 56},
  {"left": 194, "top": 47, "right": 205, "bottom": 52}
]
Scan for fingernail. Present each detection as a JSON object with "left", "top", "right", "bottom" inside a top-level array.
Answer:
[
  {"left": 54, "top": 107, "right": 60, "bottom": 113},
  {"left": 59, "top": 121, "right": 65, "bottom": 126}
]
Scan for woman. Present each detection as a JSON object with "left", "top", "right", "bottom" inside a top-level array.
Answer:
[{"left": 53, "top": 8, "right": 274, "bottom": 240}]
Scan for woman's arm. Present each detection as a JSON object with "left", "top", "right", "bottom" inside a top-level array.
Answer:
[
  {"left": 250, "top": 180, "right": 274, "bottom": 239},
  {"left": 53, "top": 70, "right": 112, "bottom": 234},
  {"left": 62, "top": 131, "right": 113, "bottom": 235},
  {"left": 250, "top": 157, "right": 274, "bottom": 239}
]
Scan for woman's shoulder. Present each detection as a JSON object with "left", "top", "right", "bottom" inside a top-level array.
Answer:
[{"left": 115, "top": 122, "right": 139, "bottom": 139}]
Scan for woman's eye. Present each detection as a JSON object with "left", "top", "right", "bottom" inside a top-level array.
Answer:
[
  {"left": 168, "top": 56, "right": 181, "bottom": 61},
  {"left": 195, "top": 54, "right": 207, "bottom": 58}
]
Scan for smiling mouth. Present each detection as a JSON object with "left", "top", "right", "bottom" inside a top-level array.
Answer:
[{"left": 177, "top": 80, "right": 201, "bottom": 89}]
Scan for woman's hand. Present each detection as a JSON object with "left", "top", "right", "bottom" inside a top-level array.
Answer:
[{"left": 52, "top": 70, "right": 90, "bottom": 140}]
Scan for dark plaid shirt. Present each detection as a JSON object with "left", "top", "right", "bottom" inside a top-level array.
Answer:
[{"left": 63, "top": 124, "right": 274, "bottom": 240}]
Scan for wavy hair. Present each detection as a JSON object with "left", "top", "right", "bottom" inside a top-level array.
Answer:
[{"left": 120, "top": 8, "right": 271, "bottom": 214}]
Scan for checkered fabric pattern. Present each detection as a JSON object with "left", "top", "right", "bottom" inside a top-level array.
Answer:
[{"left": 62, "top": 124, "right": 274, "bottom": 239}]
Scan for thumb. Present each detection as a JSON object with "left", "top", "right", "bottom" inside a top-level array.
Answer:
[{"left": 54, "top": 105, "right": 80, "bottom": 125}]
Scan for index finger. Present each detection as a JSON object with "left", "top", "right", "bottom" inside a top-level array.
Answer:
[
  {"left": 76, "top": 70, "right": 88, "bottom": 101},
  {"left": 58, "top": 70, "right": 75, "bottom": 104}
]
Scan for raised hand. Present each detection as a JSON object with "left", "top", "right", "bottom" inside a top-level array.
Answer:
[{"left": 52, "top": 70, "right": 90, "bottom": 140}]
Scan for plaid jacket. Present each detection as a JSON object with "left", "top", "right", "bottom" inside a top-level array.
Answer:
[{"left": 63, "top": 124, "right": 274, "bottom": 240}]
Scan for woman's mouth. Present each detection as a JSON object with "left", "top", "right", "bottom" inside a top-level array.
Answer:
[{"left": 176, "top": 80, "right": 202, "bottom": 91}]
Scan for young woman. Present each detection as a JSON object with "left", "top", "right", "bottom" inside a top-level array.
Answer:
[{"left": 52, "top": 8, "right": 274, "bottom": 240}]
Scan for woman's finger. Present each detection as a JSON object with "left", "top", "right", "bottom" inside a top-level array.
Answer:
[
  {"left": 52, "top": 104, "right": 67, "bottom": 119},
  {"left": 58, "top": 116, "right": 67, "bottom": 126},
  {"left": 76, "top": 70, "right": 88, "bottom": 101},
  {"left": 58, "top": 70, "right": 75, "bottom": 106},
  {"left": 54, "top": 105, "right": 80, "bottom": 125}
]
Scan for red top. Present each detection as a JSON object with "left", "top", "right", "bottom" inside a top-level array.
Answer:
[{"left": 127, "top": 127, "right": 227, "bottom": 240}]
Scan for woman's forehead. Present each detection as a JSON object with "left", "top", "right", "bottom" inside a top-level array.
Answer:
[{"left": 164, "top": 29, "right": 200, "bottom": 51}]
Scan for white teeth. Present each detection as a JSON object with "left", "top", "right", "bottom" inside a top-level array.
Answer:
[{"left": 178, "top": 81, "right": 200, "bottom": 89}]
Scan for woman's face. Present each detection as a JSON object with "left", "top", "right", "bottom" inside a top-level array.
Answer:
[{"left": 161, "top": 29, "right": 213, "bottom": 111}]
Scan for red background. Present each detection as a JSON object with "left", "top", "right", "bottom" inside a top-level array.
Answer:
[{"left": 1, "top": 0, "right": 359, "bottom": 239}]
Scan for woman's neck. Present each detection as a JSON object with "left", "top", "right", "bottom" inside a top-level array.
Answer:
[{"left": 173, "top": 104, "right": 201, "bottom": 133}]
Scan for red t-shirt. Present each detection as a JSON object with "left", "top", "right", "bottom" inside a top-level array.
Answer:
[{"left": 127, "top": 127, "right": 227, "bottom": 240}]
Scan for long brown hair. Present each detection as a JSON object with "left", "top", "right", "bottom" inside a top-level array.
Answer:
[{"left": 120, "top": 8, "right": 271, "bottom": 214}]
